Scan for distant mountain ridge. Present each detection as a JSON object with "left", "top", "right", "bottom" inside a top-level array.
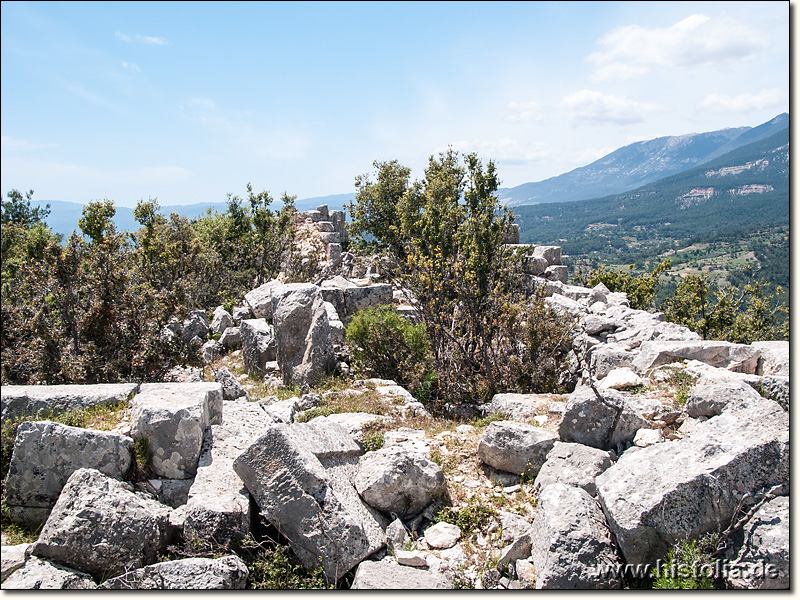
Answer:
[
  {"left": 512, "top": 125, "right": 789, "bottom": 253},
  {"left": 498, "top": 113, "right": 788, "bottom": 207}
]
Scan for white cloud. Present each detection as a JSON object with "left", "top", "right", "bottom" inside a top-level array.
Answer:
[
  {"left": 121, "top": 61, "right": 141, "bottom": 72},
  {"left": 115, "top": 31, "right": 168, "bottom": 45},
  {"left": 588, "top": 14, "right": 769, "bottom": 82},
  {"left": 697, "top": 88, "right": 785, "bottom": 113},
  {"left": 561, "top": 90, "right": 663, "bottom": 125},
  {"left": 504, "top": 101, "right": 542, "bottom": 123}
]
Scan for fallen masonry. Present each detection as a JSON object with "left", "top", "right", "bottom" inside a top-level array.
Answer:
[{"left": 0, "top": 247, "right": 789, "bottom": 589}]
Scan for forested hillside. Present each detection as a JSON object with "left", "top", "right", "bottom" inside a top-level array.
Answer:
[{"left": 513, "top": 126, "right": 789, "bottom": 292}]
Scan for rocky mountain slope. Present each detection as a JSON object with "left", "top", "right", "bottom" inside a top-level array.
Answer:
[
  {"left": 1, "top": 214, "right": 789, "bottom": 590},
  {"left": 513, "top": 125, "right": 789, "bottom": 258},
  {"left": 498, "top": 113, "right": 788, "bottom": 207}
]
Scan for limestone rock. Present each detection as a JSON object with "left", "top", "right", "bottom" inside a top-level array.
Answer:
[
  {"left": 273, "top": 283, "right": 336, "bottom": 387},
  {"left": 214, "top": 366, "right": 249, "bottom": 401},
  {"left": 725, "top": 495, "right": 789, "bottom": 589},
  {"left": 131, "top": 382, "right": 223, "bottom": 480},
  {"left": 477, "top": 421, "right": 557, "bottom": 477},
  {"left": 598, "top": 367, "right": 644, "bottom": 390},
  {"left": 30, "top": 468, "right": 170, "bottom": 579},
  {"left": 354, "top": 445, "right": 446, "bottom": 519},
  {"left": 100, "top": 556, "right": 248, "bottom": 590},
  {"left": 1, "top": 543, "right": 30, "bottom": 582},
  {"left": 184, "top": 401, "right": 273, "bottom": 547},
  {"left": 530, "top": 483, "right": 622, "bottom": 589},
  {"left": 596, "top": 400, "right": 789, "bottom": 566},
  {"left": 218, "top": 326, "right": 242, "bottom": 349},
  {"left": 244, "top": 279, "right": 283, "bottom": 320},
  {"left": 210, "top": 306, "right": 234, "bottom": 335},
  {"left": 1, "top": 557, "right": 97, "bottom": 590},
  {"left": 632, "top": 340, "right": 760, "bottom": 375},
  {"left": 533, "top": 441, "right": 614, "bottom": 498},
  {"left": 1, "top": 383, "right": 138, "bottom": 422},
  {"left": 424, "top": 522, "right": 462, "bottom": 549},
  {"left": 686, "top": 381, "right": 763, "bottom": 418},
  {"left": 558, "top": 387, "right": 655, "bottom": 452},
  {"left": 3, "top": 420, "right": 134, "bottom": 527},
  {"left": 480, "top": 392, "right": 556, "bottom": 420},
  {"left": 351, "top": 560, "right": 453, "bottom": 589},
  {"left": 182, "top": 310, "right": 209, "bottom": 343},
  {"left": 240, "top": 319, "right": 277, "bottom": 376},
  {"left": 751, "top": 341, "right": 789, "bottom": 376},
  {"left": 233, "top": 423, "right": 384, "bottom": 582}
]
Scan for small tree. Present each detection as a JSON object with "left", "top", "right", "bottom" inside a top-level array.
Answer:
[
  {"left": 661, "top": 274, "right": 787, "bottom": 343},
  {"left": 1, "top": 189, "right": 49, "bottom": 228}
]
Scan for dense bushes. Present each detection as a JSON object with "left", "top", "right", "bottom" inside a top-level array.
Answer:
[
  {"left": 345, "top": 304, "right": 433, "bottom": 397},
  {"left": 0, "top": 186, "right": 305, "bottom": 385},
  {"left": 347, "top": 150, "right": 576, "bottom": 405}
]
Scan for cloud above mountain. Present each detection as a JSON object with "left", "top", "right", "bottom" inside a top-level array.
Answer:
[{"left": 588, "top": 14, "right": 770, "bottom": 82}]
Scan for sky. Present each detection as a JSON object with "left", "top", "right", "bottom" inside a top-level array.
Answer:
[{"left": 0, "top": 1, "right": 790, "bottom": 208}]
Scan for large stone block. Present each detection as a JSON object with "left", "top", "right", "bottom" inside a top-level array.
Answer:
[
  {"left": 725, "top": 495, "right": 789, "bottom": 589},
  {"left": 477, "top": 421, "right": 557, "bottom": 477},
  {"left": 3, "top": 420, "right": 134, "bottom": 527},
  {"left": 240, "top": 319, "right": 277, "bottom": 376},
  {"left": 99, "top": 556, "right": 248, "bottom": 590},
  {"left": 530, "top": 483, "right": 622, "bottom": 589},
  {"left": 243, "top": 279, "right": 284, "bottom": 320},
  {"left": 558, "top": 386, "right": 655, "bottom": 452},
  {"left": 351, "top": 561, "right": 453, "bottom": 589},
  {"left": 273, "top": 284, "right": 336, "bottom": 387},
  {"left": 233, "top": 422, "right": 384, "bottom": 582},
  {"left": 632, "top": 340, "right": 761, "bottom": 375},
  {"left": 183, "top": 401, "right": 273, "bottom": 546},
  {"left": 30, "top": 468, "right": 171, "bottom": 579},
  {"left": 1, "top": 558, "right": 97, "bottom": 589},
  {"left": 131, "top": 383, "right": 223, "bottom": 480},
  {"left": 595, "top": 400, "right": 789, "bottom": 566},
  {"left": 533, "top": 441, "right": 615, "bottom": 497},
  {"left": 1, "top": 383, "right": 138, "bottom": 422},
  {"left": 354, "top": 445, "right": 446, "bottom": 519}
]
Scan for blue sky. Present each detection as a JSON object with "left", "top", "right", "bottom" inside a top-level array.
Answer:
[{"left": 0, "top": 1, "right": 789, "bottom": 208}]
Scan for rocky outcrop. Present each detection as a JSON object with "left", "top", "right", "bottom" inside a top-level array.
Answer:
[
  {"left": 3, "top": 420, "right": 134, "bottom": 526},
  {"left": 596, "top": 399, "right": 789, "bottom": 566},
  {"left": 30, "top": 468, "right": 171, "bottom": 579}
]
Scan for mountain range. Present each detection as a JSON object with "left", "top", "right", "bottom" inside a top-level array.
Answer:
[
  {"left": 497, "top": 113, "right": 788, "bottom": 206},
  {"left": 512, "top": 124, "right": 789, "bottom": 256}
]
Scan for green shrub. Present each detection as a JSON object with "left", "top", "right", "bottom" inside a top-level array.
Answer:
[
  {"left": 345, "top": 304, "right": 433, "bottom": 395},
  {"left": 575, "top": 259, "right": 671, "bottom": 310},
  {"left": 651, "top": 536, "right": 719, "bottom": 589},
  {"left": 245, "top": 544, "right": 331, "bottom": 589},
  {"left": 435, "top": 499, "right": 497, "bottom": 535}
]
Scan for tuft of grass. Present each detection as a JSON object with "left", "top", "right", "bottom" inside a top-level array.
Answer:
[
  {"left": 650, "top": 535, "right": 720, "bottom": 589},
  {"left": 471, "top": 411, "right": 505, "bottom": 429},
  {"left": 242, "top": 542, "right": 332, "bottom": 589},
  {"left": 435, "top": 498, "right": 497, "bottom": 536}
]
